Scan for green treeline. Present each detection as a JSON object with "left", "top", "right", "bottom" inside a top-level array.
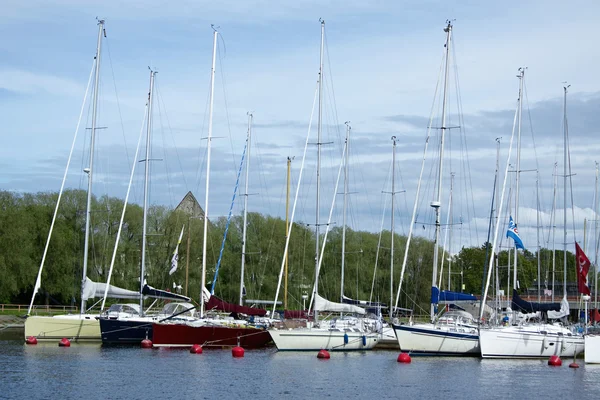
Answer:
[{"left": 0, "top": 190, "right": 582, "bottom": 312}]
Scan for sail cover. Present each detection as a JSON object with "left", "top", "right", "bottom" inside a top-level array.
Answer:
[
  {"left": 142, "top": 284, "right": 191, "bottom": 302},
  {"left": 205, "top": 295, "right": 267, "bottom": 316},
  {"left": 439, "top": 290, "right": 477, "bottom": 302},
  {"left": 314, "top": 293, "right": 365, "bottom": 315},
  {"left": 82, "top": 277, "right": 140, "bottom": 301},
  {"left": 511, "top": 289, "right": 562, "bottom": 313}
]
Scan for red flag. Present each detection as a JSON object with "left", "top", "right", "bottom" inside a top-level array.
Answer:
[{"left": 575, "top": 243, "right": 591, "bottom": 295}]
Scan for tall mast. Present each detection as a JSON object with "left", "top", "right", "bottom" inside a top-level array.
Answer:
[
  {"left": 80, "top": 19, "right": 104, "bottom": 315},
  {"left": 536, "top": 172, "right": 541, "bottom": 302},
  {"left": 200, "top": 27, "right": 218, "bottom": 318},
  {"left": 284, "top": 157, "right": 291, "bottom": 310},
  {"left": 139, "top": 69, "right": 155, "bottom": 316},
  {"left": 595, "top": 161, "right": 599, "bottom": 308},
  {"left": 551, "top": 162, "right": 557, "bottom": 302},
  {"left": 239, "top": 113, "right": 252, "bottom": 306},
  {"left": 390, "top": 136, "right": 397, "bottom": 319},
  {"left": 340, "top": 122, "right": 350, "bottom": 303},
  {"left": 563, "top": 84, "right": 570, "bottom": 300},
  {"left": 446, "top": 173, "right": 454, "bottom": 292},
  {"left": 313, "top": 19, "right": 325, "bottom": 321},
  {"left": 494, "top": 138, "right": 500, "bottom": 310},
  {"left": 430, "top": 20, "right": 451, "bottom": 323},
  {"left": 513, "top": 67, "right": 525, "bottom": 294}
]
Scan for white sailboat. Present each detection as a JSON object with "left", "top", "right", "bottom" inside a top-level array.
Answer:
[
  {"left": 478, "top": 81, "right": 584, "bottom": 359},
  {"left": 268, "top": 20, "right": 378, "bottom": 351},
  {"left": 391, "top": 21, "right": 481, "bottom": 356},
  {"left": 24, "top": 20, "right": 141, "bottom": 342}
]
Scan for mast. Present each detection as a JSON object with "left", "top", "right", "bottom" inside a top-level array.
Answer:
[
  {"left": 446, "top": 173, "right": 454, "bottom": 292},
  {"left": 494, "top": 138, "right": 500, "bottom": 311},
  {"left": 536, "top": 172, "right": 541, "bottom": 302},
  {"left": 563, "top": 84, "right": 570, "bottom": 300},
  {"left": 430, "top": 20, "right": 452, "bottom": 323},
  {"left": 284, "top": 157, "right": 291, "bottom": 310},
  {"left": 239, "top": 113, "right": 252, "bottom": 306},
  {"left": 552, "top": 162, "right": 557, "bottom": 302},
  {"left": 139, "top": 69, "right": 155, "bottom": 316},
  {"left": 341, "top": 121, "right": 350, "bottom": 303},
  {"left": 513, "top": 67, "right": 525, "bottom": 295},
  {"left": 390, "top": 136, "right": 397, "bottom": 318},
  {"left": 313, "top": 19, "right": 325, "bottom": 322},
  {"left": 80, "top": 19, "right": 104, "bottom": 315},
  {"left": 594, "top": 162, "right": 599, "bottom": 309},
  {"left": 200, "top": 26, "right": 218, "bottom": 318}
]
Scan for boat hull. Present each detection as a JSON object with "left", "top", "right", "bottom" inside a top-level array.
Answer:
[
  {"left": 585, "top": 334, "right": 600, "bottom": 363},
  {"left": 392, "top": 323, "right": 480, "bottom": 356},
  {"left": 99, "top": 317, "right": 153, "bottom": 345},
  {"left": 24, "top": 315, "right": 100, "bottom": 342},
  {"left": 479, "top": 325, "right": 584, "bottom": 359},
  {"left": 375, "top": 326, "right": 399, "bottom": 349},
  {"left": 269, "top": 328, "right": 378, "bottom": 351},
  {"left": 152, "top": 322, "right": 272, "bottom": 348}
]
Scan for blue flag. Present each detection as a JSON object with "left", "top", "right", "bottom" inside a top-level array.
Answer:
[{"left": 506, "top": 216, "right": 524, "bottom": 249}]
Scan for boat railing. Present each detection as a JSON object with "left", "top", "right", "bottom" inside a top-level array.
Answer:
[{"left": 3, "top": 304, "right": 79, "bottom": 314}]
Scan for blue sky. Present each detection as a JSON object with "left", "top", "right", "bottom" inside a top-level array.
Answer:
[{"left": 2, "top": 0, "right": 600, "bottom": 256}]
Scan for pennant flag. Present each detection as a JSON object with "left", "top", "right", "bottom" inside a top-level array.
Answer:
[
  {"left": 168, "top": 226, "right": 185, "bottom": 275},
  {"left": 506, "top": 216, "right": 524, "bottom": 249},
  {"left": 575, "top": 242, "right": 591, "bottom": 295}
]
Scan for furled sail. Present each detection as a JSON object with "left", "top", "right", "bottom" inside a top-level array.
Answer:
[
  {"left": 314, "top": 293, "right": 365, "bottom": 315},
  {"left": 82, "top": 277, "right": 139, "bottom": 300}
]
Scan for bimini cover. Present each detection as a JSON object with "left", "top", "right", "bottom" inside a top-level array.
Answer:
[
  {"left": 511, "top": 289, "right": 562, "bottom": 313},
  {"left": 314, "top": 293, "right": 365, "bottom": 315},
  {"left": 142, "top": 284, "right": 191, "bottom": 302},
  {"left": 439, "top": 290, "right": 477, "bottom": 302},
  {"left": 82, "top": 277, "right": 140, "bottom": 301}
]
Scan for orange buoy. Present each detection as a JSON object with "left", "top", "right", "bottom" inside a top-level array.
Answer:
[
  {"left": 25, "top": 336, "right": 38, "bottom": 345},
  {"left": 397, "top": 352, "right": 412, "bottom": 363},
  {"left": 190, "top": 344, "right": 203, "bottom": 354},
  {"left": 140, "top": 339, "right": 153, "bottom": 349},
  {"left": 569, "top": 362, "right": 580, "bottom": 368},
  {"left": 548, "top": 355, "right": 562, "bottom": 366},
  {"left": 317, "top": 349, "right": 330, "bottom": 359},
  {"left": 59, "top": 338, "right": 71, "bottom": 347},
  {"left": 232, "top": 346, "right": 245, "bottom": 358}
]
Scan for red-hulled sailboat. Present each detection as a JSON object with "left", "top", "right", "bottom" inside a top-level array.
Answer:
[{"left": 152, "top": 29, "right": 271, "bottom": 348}]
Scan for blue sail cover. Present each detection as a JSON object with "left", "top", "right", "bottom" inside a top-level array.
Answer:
[
  {"left": 431, "top": 286, "right": 440, "bottom": 304},
  {"left": 511, "top": 289, "right": 561, "bottom": 313},
  {"left": 439, "top": 290, "right": 477, "bottom": 302}
]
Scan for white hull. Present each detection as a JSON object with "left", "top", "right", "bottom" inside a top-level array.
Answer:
[
  {"left": 375, "top": 326, "right": 399, "bottom": 349},
  {"left": 269, "top": 328, "right": 378, "bottom": 351},
  {"left": 585, "top": 334, "right": 600, "bottom": 363},
  {"left": 393, "top": 323, "right": 480, "bottom": 356},
  {"left": 479, "top": 324, "right": 584, "bottom": 359},
  {"left": 25, "top": 314, "right": 100, "bottom": 341}
]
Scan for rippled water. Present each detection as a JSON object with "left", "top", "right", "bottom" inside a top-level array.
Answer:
[{"left": 1, "top": 329, "right": 599, "bottom": 399}]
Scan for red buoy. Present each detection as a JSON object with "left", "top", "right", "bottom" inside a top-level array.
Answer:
[
  {"left": 397, "top": 352, "right": 412, "bottom": 363},
  {"left": 317, "top": 349, "right": 330, "bottom": 359},
  {"left": 140, "top": 339, "right": 153, "bottom": 349},
  {"left": 232, "top": 346, "right": 245, "bottom": 358},
  {"left": 25, "top": 336, "right": 38, "bottom": 345},
  {"left": 59, "top": 338, "right": 71, "bottom": 347},
  {"left": 569, "top": 362, "right": 580, "bottom": 368},
  {"left": 548, "top": 355, "right": 562, "bottom": 366},
  {"left": 190, "top": 344, "right": 203, "bottom": 354}
]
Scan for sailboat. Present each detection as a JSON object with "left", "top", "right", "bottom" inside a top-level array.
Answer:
[
  {"left": 151, "top": 27, "right": 271, "bottom": 348},
  {"left": 478, "top": 81, "right": 584, "bottom": 359},
  {"left": 98, "top": 69, "right": 192, "bottom": 345},
  {"left": 390, "top": 21, "right": 481, "bottom": 356},
  {"left": 268, "top": 20, "right": 379, "bottom": 351},
  {"left": 24, "top": 20, "right": 143, "bottom": 342}
]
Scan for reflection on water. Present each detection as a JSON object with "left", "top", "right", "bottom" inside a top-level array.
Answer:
[{"left": 1, "top": 329, "right": 599, "bottom": 399}]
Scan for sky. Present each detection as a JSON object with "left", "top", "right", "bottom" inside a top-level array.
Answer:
[{"left": 2, "top": 0, "right": 600, "bottom": 259}]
